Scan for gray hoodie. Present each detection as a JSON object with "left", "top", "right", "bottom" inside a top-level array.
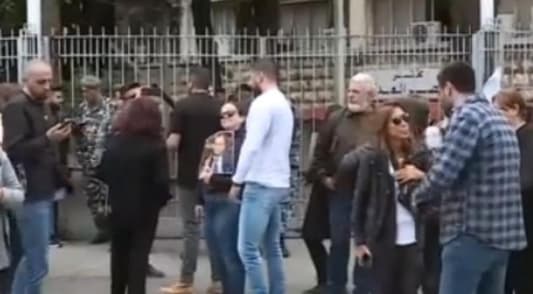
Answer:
[{"left": 0, "top": 150, "right": 24, "bottom": 270}]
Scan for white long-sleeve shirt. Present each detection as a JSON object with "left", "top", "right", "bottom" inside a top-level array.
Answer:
[{"left": 232, "top": 87, "right": 294, "bottom": 188}]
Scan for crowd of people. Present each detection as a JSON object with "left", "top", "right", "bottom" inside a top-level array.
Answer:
[{"left": 0, "top": 57, "right": 531, "bottom": 294}]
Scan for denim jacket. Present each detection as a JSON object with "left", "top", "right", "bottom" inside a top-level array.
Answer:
[{"left": 0, "top": 150, "right": 24, "bottom": 270}]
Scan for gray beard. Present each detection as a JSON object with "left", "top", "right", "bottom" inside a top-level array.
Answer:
[{"left": 347, "top": 102, "right": 369, "bottom": 113}]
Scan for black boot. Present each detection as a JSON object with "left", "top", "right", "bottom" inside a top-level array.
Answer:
[
  {"left": 280, "top": 235, "right": 290, "bottom": 258},
  {"left": 90, "top": 230, "right": 110, "bottom": 244},
  {"left": 147, "top": 263, "right": 165, "bottom": 278},
  {"left": 303, "top": 284, "right": 328, "bottom": 294}
]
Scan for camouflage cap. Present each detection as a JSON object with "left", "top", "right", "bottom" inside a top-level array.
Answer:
[{"left": 80, "top": 75, "right": 102, "bottom": 88}]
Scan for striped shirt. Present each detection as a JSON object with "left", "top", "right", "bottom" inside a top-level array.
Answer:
[{"left": 414, "top": 95, "right": 527, "bottom": 250}]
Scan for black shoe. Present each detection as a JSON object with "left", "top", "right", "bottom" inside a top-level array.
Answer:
[
  {"left": 50, "top": 237, "right": 64, "bottom": 248},
  {"left": 303, "top": 285, "right": 328, "bottom": 294},
  {"left": 280, "top": 237, "right": 290, "bottom": 258},
  {"left": 90, "top": 232, "right": 110, "bottom": 244},
  {"left": 282, "top": 244, "right": 290, "bottom": 258},
  {"left": 147, "top": 263, "right": 165, "bottom": 278}
]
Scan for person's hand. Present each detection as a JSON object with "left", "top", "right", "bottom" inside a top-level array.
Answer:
[
  {"left": 46, "top": 123, "right": 71, "bottom": 142},
  {"left": 166, "top": 134, "right": 179, "bottom": 151},
  {"left": 228, "top": 184, "right": 242, "bottom": 203},
  {"left": 322, "top": 176, "right": 335, "bottom": 191},
  {"left": 199, "top": 166, "right": 213, "bottom": 184},
  {"left": 395, "top": 164, "right": 425, "bottom": 184},
  {"left": 194, "top": 205, "right": 204, "bottom": 221},
  {"left": 354, "top": 245, "right": 372, "bottom": 264}
]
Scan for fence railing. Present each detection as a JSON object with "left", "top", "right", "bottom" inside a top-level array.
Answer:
[{"left": 2, "top": 27, "right": 531, "bottom": 231}]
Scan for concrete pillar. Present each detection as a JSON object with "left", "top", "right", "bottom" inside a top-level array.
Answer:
[
  {"left": 480, "top": 0, "right": 495, "bottom": 27},
  {"left": 27, "top": 0, "right": 42, "bottom": 35},
  {"left": 349, "top": 0, "right": 370, "bottom": 36}
]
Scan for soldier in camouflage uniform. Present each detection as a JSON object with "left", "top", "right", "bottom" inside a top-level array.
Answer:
[
  {"left": 74, "top": 76, "right": 113, "bottom": 244},
  {"left": 280, "top": 104, "right": 301, "bottom": 258}
]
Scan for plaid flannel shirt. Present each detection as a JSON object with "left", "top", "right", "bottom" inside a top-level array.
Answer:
[{"left": 414, "top": 95, "right": 527, "bottom": 250}]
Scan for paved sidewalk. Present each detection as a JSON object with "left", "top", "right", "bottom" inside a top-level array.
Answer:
[{"left": 44, "top": 239, "right": 322, "bottom": 293}]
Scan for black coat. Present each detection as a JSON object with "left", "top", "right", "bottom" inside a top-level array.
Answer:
[{"left": 96, "top": 134, "right": 171, "bottom": 228}]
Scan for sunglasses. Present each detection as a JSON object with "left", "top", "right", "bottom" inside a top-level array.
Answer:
[
  {"left": 391, "top": 114, "right": 410, "bottom": 126},
  {"left": 220, "top": 111, "right": 237, "bottom": 119}
]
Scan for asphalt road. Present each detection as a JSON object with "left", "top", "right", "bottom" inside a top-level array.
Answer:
[{"left": 44, "top": 239, "right": 330, "bottom": 294}]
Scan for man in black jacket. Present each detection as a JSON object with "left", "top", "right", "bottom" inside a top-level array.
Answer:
[
  {"left": 3, "top": 60, "right": 71, "bottom": 294},
  {"left": 309, "top": 73, "right": 379, "bottom": 294}
]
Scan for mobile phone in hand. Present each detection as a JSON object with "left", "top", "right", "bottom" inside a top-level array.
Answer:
[{"left": 357, "top": 253, "right": 373, "bottom": 268}]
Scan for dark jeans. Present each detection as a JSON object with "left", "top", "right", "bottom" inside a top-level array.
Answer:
[
  {"left": 505, "top": 246, "right": 533, "bottom": 294},
  {"left": 0, "top": 269, "right": 9, "bottom": 294},
  {"left": 302, "top": 237, "right": 328, "bottom": 286},
  {"left": 422, "top": 220, "right": 441, "bottom": 294},
  {"left": 328, "top": 190, "right": 371, "bottom": 293},
  {"left": 110, "top": 210, "right": 159, "bottom": 294},
  {"left": 372, "top": 244, "right": 421, "bottom": 294},
  {"left": 328, "top": 190, "right": 352, "bottom": 292},
  {"left": 439, "top": 234, "right": 509, "bottom": 294},
  {"left": 204, "top": 193, "right": 245, "bottom": 294},
  {"left": 50, "top": 202, "right": 59, "bottom": 240}
]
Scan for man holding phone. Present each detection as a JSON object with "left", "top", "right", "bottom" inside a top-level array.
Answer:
[{"left": 3, "top": 60, "right": 71, "bottom": 294}]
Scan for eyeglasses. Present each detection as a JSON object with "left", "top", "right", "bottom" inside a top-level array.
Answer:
[
  {"left": 391, "top": 114, "right": 410, "bottom": 126},
  {"left": 220, "top": 111, "right": 236, "bottom": 119}
]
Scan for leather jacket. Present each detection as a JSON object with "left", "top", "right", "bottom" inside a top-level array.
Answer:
[{"left": 339, "top": 143, "right": 431, "bottom": 247}]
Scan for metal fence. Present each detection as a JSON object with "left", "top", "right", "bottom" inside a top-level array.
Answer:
[
  {"left": 0, "top": 29, "right": 478, "bottom": 234},
  {"left": 474, "top": 28, "right": 533, "bottom": 99}
]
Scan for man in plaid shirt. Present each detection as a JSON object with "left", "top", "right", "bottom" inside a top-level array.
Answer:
[{"left": 413, "top": 62, "right": 527, "bottom": 294}]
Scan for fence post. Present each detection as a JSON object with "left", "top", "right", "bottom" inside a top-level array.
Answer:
[
  {"left": 334, "top": 0, "right": 346, "bottom": 106},
  {"left": 472, "top": 30, "right": 485, "bottom": 93},
  {"left": 259, "top": 37, "right": 267, "bottom": 58}
]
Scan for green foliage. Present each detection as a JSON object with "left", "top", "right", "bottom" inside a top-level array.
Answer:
[{"left": 0, "top": 0, "right": 26, "bottom": 30}]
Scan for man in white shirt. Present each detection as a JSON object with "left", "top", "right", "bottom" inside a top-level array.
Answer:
[{"left": 229, "top": 59, "right": 294, "bottom": 294}]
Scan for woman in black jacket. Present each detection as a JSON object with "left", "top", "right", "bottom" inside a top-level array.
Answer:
[
  {"left": 494, "top": 90, "right": 533, "bottom": 294},
  {"left": 339, "top": 103, "right": 430, "bottom": 294},
  {"left": 97, "top": 96, "right": 171, "bottom": 294},
  {"left": 196, "top": 101, "right": 246, "bottom": 294}
]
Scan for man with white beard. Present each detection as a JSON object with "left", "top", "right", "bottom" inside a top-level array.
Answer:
[{"left": 308, "top": 73, "right": 379, "bottom": 294}]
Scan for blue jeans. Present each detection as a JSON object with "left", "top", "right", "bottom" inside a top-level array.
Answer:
[
  {"left": 238, "top": 183, "right": 288, "bottom": 294},
  {"left": 204, "top": 192, "right": 245, "bottom": 294},
  {"left": 12, "top": 200, "right": 52, "bottom": 294},
  {"left": 439, "top": 234, "right": 510, "bottom": 294}
]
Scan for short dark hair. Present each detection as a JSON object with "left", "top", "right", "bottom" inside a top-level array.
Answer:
[
  {"left": 115, "top": 96, "right": 162, "bottom": 138},
  {"left": 239, "top": 84, "right": 252, "bottom": 92},
  {"left": 120, "top": 82, "right": 142, "bottom": 96},
  {"left": 190, "top": 67, "right": 211, "bottom": 90},
  {"left": 51, "top": 85, "right": 63, "bottom": 92},
  {"left": 251, "top": 58, "right": 278, "bottom": 81},
  {"left": 437, "top": 62, "right": 476, "bottom": 93}
]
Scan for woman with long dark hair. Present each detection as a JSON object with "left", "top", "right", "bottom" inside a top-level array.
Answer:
[
  {"left": 339, "top": 103, "right": 430, "bottom": 294},
  {"left": 97, "top": 96, "right": 171, "bottom": 294},
  {"left": 494, "top": 90, "right": 533, "bottom": 294}
]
